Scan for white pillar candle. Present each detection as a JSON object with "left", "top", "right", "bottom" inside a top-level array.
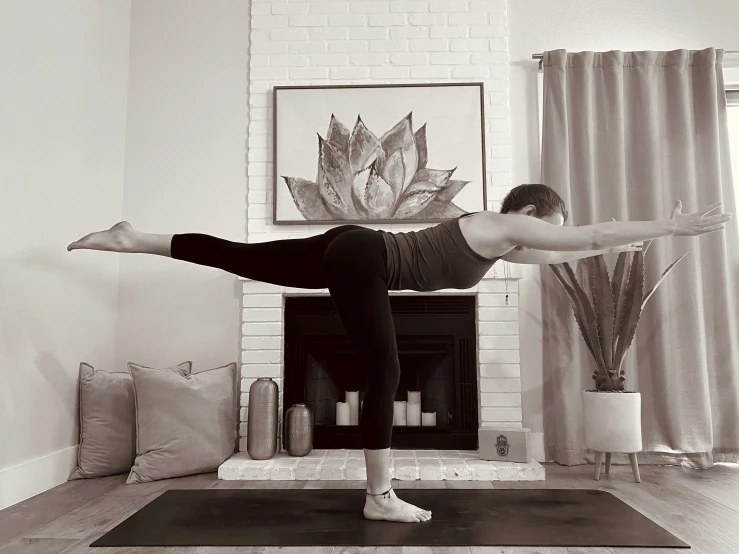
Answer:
[
  {"left": 408, "top": 391, "right": 421, "bottom": 404},
  {"left": 422, "top": 412, "right": 436, "bottom": 426},
  {"left": 336, "top": 402, "right": 350, "bottom": 425},
  {"left": 393, "top": 401, "right": 407, "bottom": 425},
  {"left": 406, "top": 402, "right": 421, "bottom": 426},
  {"left": 346, "top": 391, "right": 359, "bottom": 425}
]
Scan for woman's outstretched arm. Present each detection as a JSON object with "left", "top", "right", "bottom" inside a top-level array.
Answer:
[
  {"left": 500, "top": 244, "right": 642, "bottom": 265},
  {"left": 489, "top": 200, "right": 731, "bottom": 253}
]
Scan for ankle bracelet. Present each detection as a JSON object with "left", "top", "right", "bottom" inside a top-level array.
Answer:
[{"left": 365, "top": 487, "right": 392, "bottom": 498}]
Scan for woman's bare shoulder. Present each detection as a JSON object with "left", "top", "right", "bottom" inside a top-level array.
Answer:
[{"left": 459, "top": 211, "right": 517, "bottom": 259}]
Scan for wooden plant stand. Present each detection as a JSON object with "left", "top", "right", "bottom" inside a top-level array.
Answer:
[{"left": 594, "top": 452, "right": 641, "bottom": 482}]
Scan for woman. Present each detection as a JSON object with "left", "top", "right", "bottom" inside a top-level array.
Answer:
[{"left": 67, "top": 184, "right": 731, "bottom": 523}]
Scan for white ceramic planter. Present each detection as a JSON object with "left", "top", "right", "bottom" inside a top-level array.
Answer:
[{"left": 582, "top": 390, "right": 643, "bottom": 453}]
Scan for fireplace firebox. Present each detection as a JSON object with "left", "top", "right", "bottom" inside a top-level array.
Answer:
[{"left": 283, "top": 296, "right": 479, "bottom": 449}]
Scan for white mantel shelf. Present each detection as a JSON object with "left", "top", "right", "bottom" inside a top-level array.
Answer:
[
  {"left": 236, "top": 266, "right": 524, "bottom": 283},
  {"left": 219, "top": 450, "right": 545, "bottom": 482}
]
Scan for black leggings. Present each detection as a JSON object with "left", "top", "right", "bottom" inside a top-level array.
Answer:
[{"left": 170, "top": 225, "right": 400, "bottom": 450}]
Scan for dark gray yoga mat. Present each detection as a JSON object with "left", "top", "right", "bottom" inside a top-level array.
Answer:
[{"left": 91, "top": 488, "right": 689, "bottom": 548}]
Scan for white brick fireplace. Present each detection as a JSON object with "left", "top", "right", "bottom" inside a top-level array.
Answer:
[
  {"left": 220, "top": 0, "right": 544, "bottom": 481},
  {"left": 238, "top": 276, "right": 525, "bottom": 454}
]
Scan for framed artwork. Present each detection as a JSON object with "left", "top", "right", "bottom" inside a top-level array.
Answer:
[{"left": 272, "top": 82, "right": 487, "bottom": 224}]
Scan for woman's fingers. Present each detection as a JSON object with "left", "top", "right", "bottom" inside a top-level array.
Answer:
[
  {"left": 696, "top": 201, "right": 723, "bottom": 217},
  {"left": 704, "top": 213, "right": 732, "bottom": 225}
]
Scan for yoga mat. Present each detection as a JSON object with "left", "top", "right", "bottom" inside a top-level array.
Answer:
[{"left": 91, "top": 488, "right": 689, "bottom": 548}]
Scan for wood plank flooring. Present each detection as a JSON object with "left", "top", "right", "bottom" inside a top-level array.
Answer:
[{"left": 1, "top": 462, "right": 738, "bottom": 554}]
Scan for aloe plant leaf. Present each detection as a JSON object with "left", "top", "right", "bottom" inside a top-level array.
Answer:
[
  {"left": 378, "top": 112, "right": 418, "bottom": 191},
  {"left": 611, "top": 251, "right": 629, "bottom": 357},
  {"left": 318, "top": 175, "right": 353, "bottom": 218},
  {"left": 590, "top": 255, "right": 615, "bottom": 371},
  {"left": 577, "top": 258, "right": 594, "bottom": 307},
  {"left": 401, "top": 169, "right": 454, "bottom": 197},
  {"left": 611, "top": 251, "right": 628, "bottom": 305},
  {"left": 560, "top": 262, "right": 609, "bottom": 375},
  {"left": 412, "top": 168, "right": 455, "bottom": 187},
  {"left": 348, "top": 116, "right": 384, "bottom": 175},
  {"left": 350, "top": 166, "right": 372, "bottom": 217},
  {"left": 283, "top": 177, "right": 334, "bottom": 220},
  {"left": 641, "top": 252, "right": 690, "bottom": 311},
  {"left": 393, "top": 188, "right": 439, "bottom": 219},
  {"left": 410, "top": 200, "right": 466, "bottom": 219},
  {"left": 613, "top": 250, "right": 645, "bottom": 373},
  {"left": 434, "top": 180, "right": 469, "bottom": 203},
  {"left": 549, "top": 264, "right": 599, "bottom": 362},
  {"left": 363, "top": 163, "right": 395, "bottom": 218},
  {"left": 317, "top": 135, "right": 355, "bottom": 216},
  {"left": 326, "top": 114, "right": 350, "bottom": 155},
  {"left": 415, "top": 123, "right": 427, "bottom": 170},
  {"left": 399, "top": 180, "right": 442, "bottom": 198},
  {"left": 381, "top": 149, "right": 406, "bottom": 197}
]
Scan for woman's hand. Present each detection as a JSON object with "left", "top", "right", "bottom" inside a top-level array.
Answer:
[{"left": 670, "top": 200, "right": 732, "bottom": 237}]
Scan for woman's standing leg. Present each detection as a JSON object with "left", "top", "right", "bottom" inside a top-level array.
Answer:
[
  {"left": 322, "top": 229, "right": 431, "bottom": 523},
  {"left": 67, "top": 220, "right": 358, "bottom": 288}
]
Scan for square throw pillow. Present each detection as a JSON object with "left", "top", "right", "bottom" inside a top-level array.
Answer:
[
  {"left": 127, "top": 361, "right": 239, "bottom": 484},
  {"left": 69, "top": 360, "right": 192, "bottom": 480}
]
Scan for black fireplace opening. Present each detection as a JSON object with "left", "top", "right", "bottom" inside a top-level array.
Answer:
[{"left": 283, "top": 295, "right": 479, "bottom": 449}]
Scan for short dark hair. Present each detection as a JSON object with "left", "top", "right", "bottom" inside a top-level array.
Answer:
[{"left": 500, "top": 184, "right": 569, "bottom": 223}]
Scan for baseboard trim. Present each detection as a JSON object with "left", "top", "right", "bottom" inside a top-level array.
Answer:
[{"left": 0, "top": 445, "right": 78, "bottom": 511}]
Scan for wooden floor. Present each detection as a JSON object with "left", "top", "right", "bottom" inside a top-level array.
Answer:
[{"left": 1, "top": 462, "right": 738, "bottom": 554}]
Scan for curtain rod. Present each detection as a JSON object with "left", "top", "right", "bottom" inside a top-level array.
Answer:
[{"left": 532, "top": 50, "right": 739, "bottom": 60}]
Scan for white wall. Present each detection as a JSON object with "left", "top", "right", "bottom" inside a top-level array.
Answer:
[
  {"left": 508, "top": 0, "right": 739, "bottom": 441},
  {"left": 115, "top": 0, "right": 250, "bottom": 373},
  {"left": 0, "top": 0, "right": 131, "bottom": 510}
]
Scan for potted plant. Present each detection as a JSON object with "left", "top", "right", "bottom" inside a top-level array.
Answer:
[{"left": 548, "top": 239, "right": 689, "bottom": 482}]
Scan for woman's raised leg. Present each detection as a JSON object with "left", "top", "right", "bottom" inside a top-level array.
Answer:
[
  {"left": 67, "top": 221, "right": 359, "bottom": 289},
  {"left": 322, "top": 229, "right": 431, "bottom": 523}
]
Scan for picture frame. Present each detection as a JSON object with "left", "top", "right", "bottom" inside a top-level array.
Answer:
[{"left": 272, "top": 82, "right": 487, "bottom": 225}]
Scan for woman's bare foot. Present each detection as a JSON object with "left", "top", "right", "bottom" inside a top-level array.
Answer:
[
  {"left": 67, "top": 221, "right": 137, "bottom": 252},
  {"left": 363, "top": 488, "right": 432, "bottom": 523}
]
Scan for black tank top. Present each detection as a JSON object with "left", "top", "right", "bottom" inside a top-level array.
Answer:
[{"left": 379, "top": 213, "right": 500, "bottom": 291}]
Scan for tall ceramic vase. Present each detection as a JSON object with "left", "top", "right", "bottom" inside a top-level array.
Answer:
[
  {"left": 247, "top": 378, "right": 279, "bottom": 460},
  {"left": 285, "top": 403, "right": 314, "bottom": 456}
]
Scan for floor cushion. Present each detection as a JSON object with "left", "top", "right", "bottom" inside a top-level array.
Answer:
[
  {"left": 69, "top": 361, "right": 192, "bottom": 480},
  {"left": 127, "top": 362, "right": 238, "bottom": 484}
]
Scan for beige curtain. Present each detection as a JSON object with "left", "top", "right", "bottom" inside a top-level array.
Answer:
[{"left": 540, "top": 48, "right": 739, "bottom": 468}]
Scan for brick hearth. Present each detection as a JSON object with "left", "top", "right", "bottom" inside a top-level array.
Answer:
[{"left": 220, "top": 450, "right": 544, "bottom": 481}]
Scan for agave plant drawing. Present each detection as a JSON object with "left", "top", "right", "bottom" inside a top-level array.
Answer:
[
  {"left": 282, "top": 112, "right": 470, "bottom": 221},
  {"left": 548, "top": 241, "right": 689, "bottom": 392}
]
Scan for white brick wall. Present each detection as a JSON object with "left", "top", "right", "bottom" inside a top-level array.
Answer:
[
  {"left": 246, "top": 0, "right": 512, "bottom": 242},
  {"left": 241, "top": 0, "right": 522, "bottom": 453}
]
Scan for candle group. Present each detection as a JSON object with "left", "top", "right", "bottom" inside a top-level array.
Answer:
[{"left": 336, "top": 391, "right": 436, "bottom": 426}]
